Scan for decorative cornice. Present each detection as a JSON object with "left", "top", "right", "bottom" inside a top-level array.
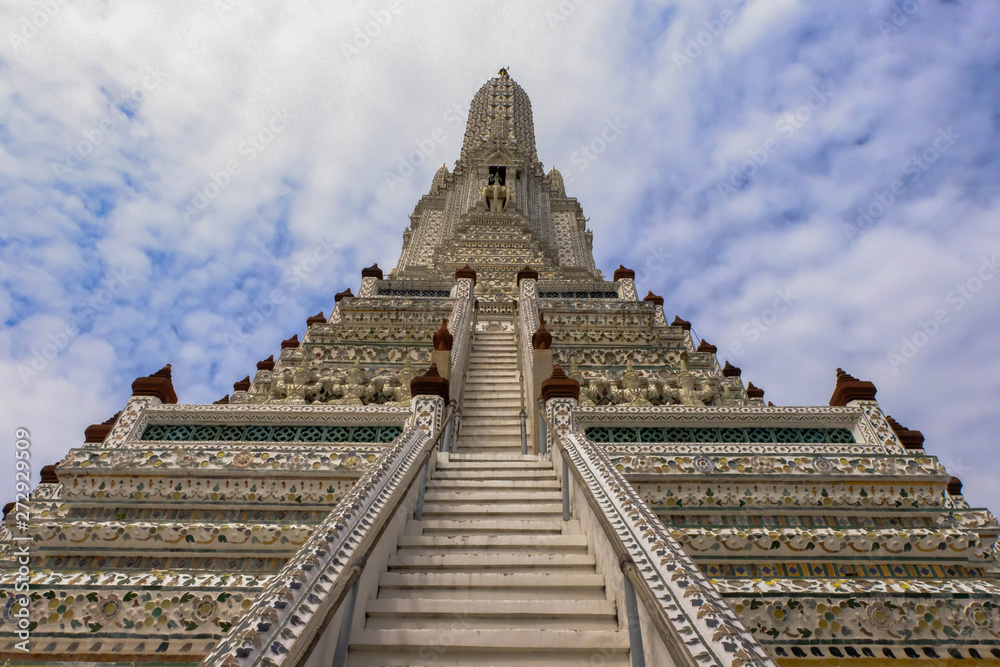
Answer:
[
  {"left": 829, "top": 367, "right": 878, "bottom": 405},
  {"left": 131, "top": 364, "right": 177, "bottom": 404}
]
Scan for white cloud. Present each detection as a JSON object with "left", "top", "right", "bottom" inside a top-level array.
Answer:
[{"left": 1, "top": 0, "right": 999, "bottom": 512}]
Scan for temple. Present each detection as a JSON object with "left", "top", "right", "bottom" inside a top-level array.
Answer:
[{"left": 3, "top": 69, "right": 999, "bottom": 666}]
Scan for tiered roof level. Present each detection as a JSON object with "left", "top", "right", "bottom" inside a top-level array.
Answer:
[{"left": 2, "top": 69, "right": 997, "bottom": 667}]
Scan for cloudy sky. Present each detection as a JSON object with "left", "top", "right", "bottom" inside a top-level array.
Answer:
[{"left": 2, "top": 1, "right": 999, "bottom": 510}]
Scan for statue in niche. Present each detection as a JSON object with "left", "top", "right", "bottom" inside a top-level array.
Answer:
[
  {"left": 662, "top": 351, "right": 717, "bottom": 406},
  {"left": 480, "top": 171, "right": 513, "bottom": 212},
  {"left": 610, "top": 358, "right": 659, "bottom": 407},
  {"left": 387, "top": 356, "right": 418, "bottom": 406},
  {"left": 335, "top": 359, "right": 379, "bottom": 406}
]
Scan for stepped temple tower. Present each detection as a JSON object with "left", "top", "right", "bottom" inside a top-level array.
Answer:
[{"left": 3, "top": 69, "right": 999, "bottom": 667}]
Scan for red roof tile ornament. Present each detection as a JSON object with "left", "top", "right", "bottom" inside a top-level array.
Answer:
[
  {"left": 256, "top": 355, "right": 275, "bottom": 371},
  {"left": 233, "top": 376, "right": 252, "bottom": 392},
  {"left": 541, "top": 364, "right": 580, "bottom": 402},
  {"left": 671, "top": 316, "right": 691, "bottom": 330},
  {"left": 643, "top": 291, "right": 664, "bottom": 307},
  {"left": 532, "top": 316, "right": 552, "bottom": 350},
  {"left": 213, "top": 394, "right": 230, "bottom": 405},
  {"left": 885, "top": 415, "right": 925, "bottom": 450},
  {"left": 696, "top": 339, "right": 717, "bottom": 354},
  {"left": 746, "top": 382, "right": 765, "bottom": 399},
  {"left": 361, "top": 262, "right": 384, "bottom": 279},
  {"left": 40, "top": 464, "right": 59, "bottom": 484},
  {"left": 433, "top": 319, "right": 453, "bottom": 351},
  {"left": 613, "top": 265, "right": 635, "bottom": 281},
  {"left": 410, "top": 363, "right": 449, "bottom": 401},
  {"left": 948, "top": 477, "right": 963, "bottom": 496},
  {"left": 131, "top": 364, "right": 178, "bottom": 404},
  {"left": 84, "top": 412, "right": 121, "bottom": 444},
  {"left": 722, "top": 361, "right": 742, "bottom": 377},
  {"left": 455, "top": 264, "right": 477, "bottom": 285},
  {"left": 306, "top": 311, "right": 326, "bottom": 326},
  {"left": 281, "top": 334, "right": 300, "bottom": 349},
  {"left": 334, "top": 288, "right": 354, "bottom": 303},
  {"left": 516, "top": 265, "right": 539, "bottom": 285},
  {"left": 829, "top": 368, "right": 877, "bottom": 406}
]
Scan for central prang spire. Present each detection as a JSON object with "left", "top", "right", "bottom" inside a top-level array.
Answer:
[
  {"left": 392, "top": 70, "right": 600, "bottom": 287},
  {"left": 460, "top": 68, "right": 539, "bottom": 165}
]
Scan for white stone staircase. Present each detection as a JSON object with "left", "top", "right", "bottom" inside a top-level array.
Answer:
[
  {"left": 345, "top": 327, "right": 630, "bottom": 665},
  {"left": 455, "top": 330, "right": 523, "bottom": 453}
]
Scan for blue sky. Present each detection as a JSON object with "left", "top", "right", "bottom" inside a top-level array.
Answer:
[{"left": 2, "top": 0, "right": 999, "bottom": 510}]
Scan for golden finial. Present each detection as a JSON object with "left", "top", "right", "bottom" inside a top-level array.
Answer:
[{"left": 498, "top": 67, "right": 510, "bottom": 78}]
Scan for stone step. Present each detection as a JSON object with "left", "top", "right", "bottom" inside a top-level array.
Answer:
[
  {"left": 462, "top": 387, "right": 521, "bottom": 394},
  {"left": 387, "top": 551, "right": 595, "bottom": 571},
  {"left": 431, "top": 469, "right": 554, "bottom": 481},
  {"left": 453, "top": 440, "right": 522, "bottom": 447},
  {"left": 448, "top": 453, "right": 540, "bottom": 462},
  {"left": 418, "top": 503, "right": 564, "bottom": 518},
  {"left": 454, "top": 428, "right": 523, "bottom": 437},
  {"left": 415, "top": 518, "right": 572, "bottom": 535},
  {"left": 347, "top": 628, "right": 626, "bottom": 652},
  {"left": 426, "top": 479, "right": 560, "bottom": 490},
  {"left": 422, "top": 491, "right": 562, "bottom": 504},
  {"left": 455, "top": 437, "right": 524, "bottom": 446},
  {"left": 461, "top": 381, "right": 524, "bottom": 390},
  {"left": 376, "top": 571, "right": 608, "bottom": 593},
  {"left": 453, "top": 438, "right": 523, "bottom": 446},
  {"left": 461, "top": 395, "right": 522, "bottom": 403},
  {"left": 395, "top": 534, "right": 589, "bottom": 552},
  {"left": 457, "top": 425, "right": 524, "bottom": 434},
  {"left": 451, "top": 446, "right": 524, "bottom": 455},
  {"left": 460, "top": 403, "right": 522, "bottom": 410},
  {"left": 347, "top": 645, "right": 628, "bottom": 667},
  {"left": 457, "top": 418, "right": 523, "bottom": 428},
  {"left": 435, "top": 459, "right": 551, "bottom": 470},
  {"left": 363, "top": 598, "right": 616, "bottom": 632}
]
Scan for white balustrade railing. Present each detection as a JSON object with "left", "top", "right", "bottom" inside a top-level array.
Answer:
[{"left": 545, "top": 398, "right": 776, "bottom": 667}]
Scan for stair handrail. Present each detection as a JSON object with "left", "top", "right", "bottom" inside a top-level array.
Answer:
[
  {"left": 448, "top": 277, "right": 476, "bottom": 405},
  {"left": 512, "top": 299, "right": 530, "bottom": 454},
  {"left": 201, "top": 404, "right": 457, "bottom": 667},
  {"left": 541, "top": 406, "right": 776, "bottom": 667}
]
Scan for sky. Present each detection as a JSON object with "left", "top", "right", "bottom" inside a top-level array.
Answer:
[{"left": 2, "top": 1, "right": 999, "bottom": 510}]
